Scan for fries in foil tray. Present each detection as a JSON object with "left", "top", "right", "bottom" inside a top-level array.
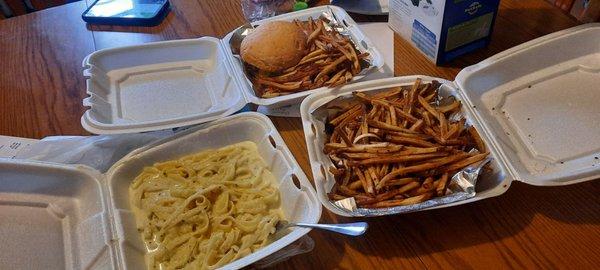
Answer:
[
  {"left": 317, "top": 79, "right": 492, "bottom": 216},
  {"left": 235, "top": 8, "right": 377, "bottom": 98}
]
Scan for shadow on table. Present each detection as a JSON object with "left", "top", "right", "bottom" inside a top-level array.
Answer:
[
  {"left": 334, "top": 180, "right": 599, "bottom": 260},
  {"left": 272, "top": 179, "right": 598, "bottom": 269}
]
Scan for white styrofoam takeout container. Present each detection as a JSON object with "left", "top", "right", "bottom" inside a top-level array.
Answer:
[
  {"left": 0, "top": 112, "right": 322, "bottom": 269},
  {"left": 301, "top": 23, "right": 600, "bottom": 216},
  {"left": 81, "top": 5, "right": 383, "bottom": 134}
]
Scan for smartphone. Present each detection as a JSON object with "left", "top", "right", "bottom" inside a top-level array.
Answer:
[{"left": 82, "top": 0, "right": 170, "bottom": 26}]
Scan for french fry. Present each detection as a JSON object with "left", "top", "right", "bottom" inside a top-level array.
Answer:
[
  {"left": 315, "top": 55, "right": 348, "bottom": 81},
  {"left": 380, "top": 177, "right": 417, "bottom": 188},
  {"left": 424, "top": 91, "right": 437, "bottom": 102},
  {"left": 445, "top": 123, "right": 460, "bottom": 140},
  {"left": 336, "top": 127, "right": 353, "bottom": 146},
  {"left": 262, "top": 91, "right": 280, "bottom": 98},
  {"left": 363, "top": 169, "right": 375, "bottom": 194},
  {"left": 329, "top": 130, "right": 340, "bottom": 145},
  {"left": 338, "top": 185, "right": 358, "bottom": 196},
  {"left": 346, "top": 43, "right": 360, "bottom": 74},
  {"left": 307, "top": 22, "right": 323, "bottom": 44},
  {"left": 367, "top": 119, "right": 419, "bottom": 134},
  {"left": 436, "top": 172, "right": 449, "bottom": 196},
  {"left": 314, "top": 39, "right": 328, "bottom": 51},
  {"left": 355, "top": 169, "right": 374, "bottom": 194},
  {"left": 394, "top": 107, "right": 419, "bottom": 123},
  {"left": 422, "top": 111, "right": 432, "bottom": 127},
  {"left": 329, "top": 166, "right": 344, "bottom": 176},
  {"left": 331, "top": 75, "right": 348, "bottom": 87},
  {"left": 324, "top": 80, "right": 490, "bottom": 210},
  {"left": 401, "top": 192, "right": 433, "bottom": 204},
  {"left": 342, "top": 152, "right": 385, "bottom": 159},
  {"left": 341, "top": 169, "right": 352, "bottom": 186},
  {"left": 329, "top": 104, "right": 360, "bottom": 125},
  {"left": 377, "top": 150, "right": 470, "bottom": 189},
  {"left": 418, "top": 95, "right": 441, "bottom": 121},
  {"left": 439, "top": 99, "right": 461, "bottom": 113},
  {"left": 368, "top": 167, "right": 380, "bottom": 185},
  {"left": 331, "top": 42, "right": 354, "bottom": 64},
  {"left": 337, "top": 110, "right": 362, "bottom": 129},
  {"left": 406, "top": 78, "right": 420, "bottom": 115},
  {"left": 344, "top": 70, "right": 353, "bottom": 82},
  {"left": 386, "top": 130, "right": 432, "bottom": 139},
  {"left": 439, "top": 112, "right": 448, "bottom": 140},
  {"left": 256, "top": 78, "right": 302, "bottom": 91},
  {"left": 380, "top": 164, "right": 389, "bottom": 178},
  {"left": 410, "top": 177, "right": 435, "bottom": 196},
  {"left": 389, "top": 105, "right": 397, "bottom": 126},
  {"left": 349, "top": 152, "right": 448, "bottom": 166},
  {"left": 468, "top": 126, "right": 487, "bottom": 153},
  {"left": 326, "top": 68, "right": 347, "bottom": 85},
  {"left": 357, "top": 181, "right": 420, "bottom": 205},
  {"left": 299, "top": 49, "right": 325, "bottom": 63},
  {"left": 386, "top": 135, "right": 437, "bottom": 147},
  {"left": 247, "top": 17, "right": 370, "bottom": 98},
  {"left": 364, "top": 193, "right": 433, "bottom": 208},
  {"left": 298, "top": 53, "right": 329, "bottom": 66},
  {"left": 329, "top": 193, "right": 348, "bottom": 201},
  {"left": 421, "top": 177, "right": 434, "bottom": 190},
  {"left": 348, "top": 180, "right": 363, "bottom": 190},
  {"left": 334, "top": 143, "right": 397, "bottom": 152},
  {"left": 409, "top": 119, "right": 424, "bottom": 131},
  {"left": 443, "top": 153, "right": 488, "bottom": 172}
]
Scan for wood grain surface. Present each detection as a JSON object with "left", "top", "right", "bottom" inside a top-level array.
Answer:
[
  {"left": 0, "top": 0, "right": 598, "bottom": 269},
  {"left": 0, "top": 0, "right": 93, "bottom": 138}
]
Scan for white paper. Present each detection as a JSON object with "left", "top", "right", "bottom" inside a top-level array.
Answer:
[
  {"left": 15, "top": 132, "right": 173, "bottom": 172},
  {"left": 0, "top": 136, "right": 39, "bottom": 159},
  {"left": 358, "top": 22, "right": 395, "bottom": 80},
  {"left": 257, "top": 103, "right": 302, "bottom": 117}
]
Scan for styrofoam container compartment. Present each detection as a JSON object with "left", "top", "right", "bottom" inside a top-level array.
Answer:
[
  {"left": 0, "top": 112, "right": 322, "bottom": 269},
  {"left": 81, "top": 5, "right": 383, "bottom": 134},
  {"left": 301, "top": 24, "right": 600, "bottom": 216}
]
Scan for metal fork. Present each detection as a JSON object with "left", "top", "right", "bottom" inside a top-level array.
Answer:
[{"left": 276, "top": 221, "right": 368, "bottom": 236}]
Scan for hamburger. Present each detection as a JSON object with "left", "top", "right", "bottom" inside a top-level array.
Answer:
[{"left": 240, "top": 21, "right": 308, "bottom": 72}]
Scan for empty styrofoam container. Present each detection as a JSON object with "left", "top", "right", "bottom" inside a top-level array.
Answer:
[
  {"left": 0, "top": 161, "right": 113, "bottom": 269},
  {"left": 81, "top": 5, "right": 383, "bottom": 134},
  {"left": 0, "top": 112, "right": 322, "bottom": 269},
  {"left": 300, "top": 23, "right": 600, "bottom": 217}
]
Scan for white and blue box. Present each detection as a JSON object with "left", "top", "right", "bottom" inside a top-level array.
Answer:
[{"left": 389, "top": 0, "right": 501, "bottom": 64}]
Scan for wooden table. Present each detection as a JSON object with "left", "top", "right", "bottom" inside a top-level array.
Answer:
[{"left": 1, "top": 0, "right": 598, "bottom": 269}]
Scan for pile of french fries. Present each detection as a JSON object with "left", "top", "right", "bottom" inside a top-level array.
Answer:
[
  {"left": 324, "top": 79, "right": 489, "bottom": 208},
  {"left": 247, "top": 17, "right": 369, "bottom": 98}
]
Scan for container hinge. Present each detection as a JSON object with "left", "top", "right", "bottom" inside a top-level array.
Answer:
[{"left": 217, "top": 38, "right": 254, "bottom": 106}]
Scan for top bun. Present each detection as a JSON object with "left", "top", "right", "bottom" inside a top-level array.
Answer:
[{"left": 241, "top": 21, "right": 307, "bottom": 72}]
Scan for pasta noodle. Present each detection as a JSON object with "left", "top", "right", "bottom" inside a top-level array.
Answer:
[{"left": 129, "top": 141, "right": 284, "bottom": 270}]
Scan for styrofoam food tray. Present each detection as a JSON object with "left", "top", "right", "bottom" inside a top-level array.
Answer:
[
  {"left": 301, "top": 24, "right": 600, "bottom": 216},
  {"left": 0, "top": 161, "right": 112, "bottom": 269},
  {"left": 0, "top": 112, "right": 322, "bottom": 269},
  {"left": 222, "top": 5, "right": 384, "bottom": 107},
  {"left": 81, "top": 5, "right": 383, "bottom": 134}
]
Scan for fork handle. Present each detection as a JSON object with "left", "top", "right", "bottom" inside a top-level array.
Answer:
[{"left": 292, "top": 222, "right": 368, "bottom": 236}]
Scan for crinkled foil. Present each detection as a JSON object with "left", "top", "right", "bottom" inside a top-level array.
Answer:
[
  {"left": 230, "top": 7, "right": 376, "bottom": 78},
  {"left": 333, "top": 157, "right": 491, "bottom": 216},
  {"left": 318, "top": 7, "right": 375, "bottom": 73},
  {"left": 322, "top": 86, "right": 493, "bottom": 217}
]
